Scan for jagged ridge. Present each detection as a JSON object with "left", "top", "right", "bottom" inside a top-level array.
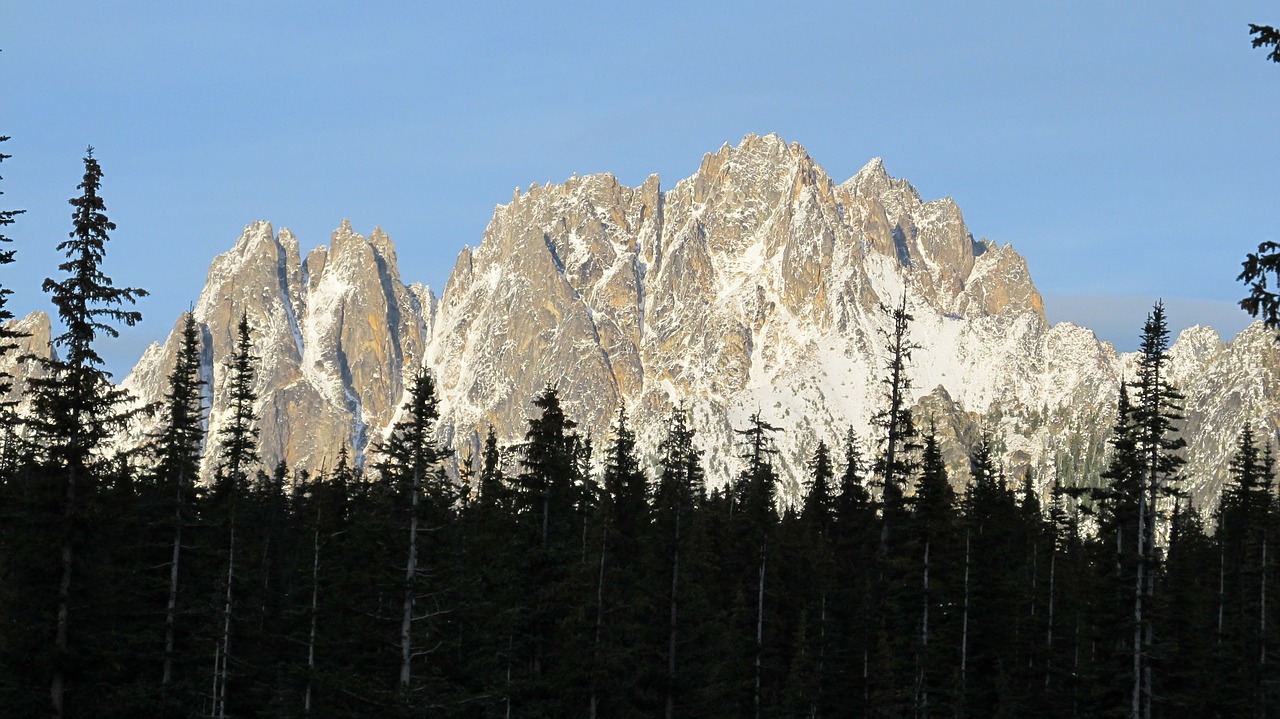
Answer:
[{"left": 10, "top": 133, "right": 1273, "bottom": 505}]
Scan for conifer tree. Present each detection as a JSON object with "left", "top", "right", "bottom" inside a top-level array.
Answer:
[
  {"left": 217, "top": 314, "right": 259, "bottom": 495},
  {"left": 1215, "top": 423, "right": 1275, "bottom": 713},
  {"left": 731, "top": 412, "right": 781, "bottom": 719},
  {"left": 802, "top": 440, "right": 836, "bottom": 539},
  {"left": 0, "top": 133, "right": 24, "bottom": 466},
  {"left": 373, "top": 368, "right": 452, "bottom": 707},
  {"left": 0, "top": 132, "right": 23, "bottom": 709},
  {"left": 476, "top": 424, "right": 508, "bottom": 511},
  {"left": 516, "top": 385, "right": 579, "bottom": 550},
  {"left": 1239, "top": 25, "right": 1280, "bottom": 328},
  {"left": 1129, "top": 301, "right": 1186, "bottom": 719},
  {"left": 911, "top": 426, "right": 957, "bottom": 717},
  {"left": 154, "top": 312, "right": 205, "bottom": 701},
  {"left": 872, "top": 293, "right": 920, "bottom": 554},
  {"left": 1158, "top": 501, "right": 1220, "bottom": 715},
  {"left": 1067, "top": 381, "right": 1144, "bottom": 714},
  {"left": 793, "top": 440, "right": 839, "bottom": 718},
  {"left": 587, "top": 405, "right": 649, "bottom": 718},
  {"left": 0, "top": 134, "right": 20, "bottom": 312},
  {"left": 961, "top": 432, "right": 1019, "bottom": 715},
  {"left": 831, "top": 427, "right": 876, "bottom": 716},
  {"left": 511, "top": 384, "right": 582, "bottom": 715},
  {"left": 26, "top": 148, "right": 147, "bottom": 719},
  {"left": 208, "top": 312, "right": 259, "bottom": 719},
  {"left": 652, "top": 403, "right": 706, "bottom": 719}
]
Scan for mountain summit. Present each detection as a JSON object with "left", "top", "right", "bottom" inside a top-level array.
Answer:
[{"left": 77, "top": 134, "right": 1277, "bottom": 502}]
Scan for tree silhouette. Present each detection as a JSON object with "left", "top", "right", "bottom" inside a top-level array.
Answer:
[{"left": 1239, "top": 23, "right": 1280, "bottom": 328}]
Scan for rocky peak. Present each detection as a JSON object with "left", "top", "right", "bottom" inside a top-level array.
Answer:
[
  {"left": 85, "top": 138, "right": 1280, "bottom": 512},
  {"left": 843, "top": 156, "right": 922, "bottom": 227},
  {"left": 123, "top": 220, "right": 427, "bottom": 480},
  {"left": 1, "top": 311, "right": 53, "bottom": 406}
]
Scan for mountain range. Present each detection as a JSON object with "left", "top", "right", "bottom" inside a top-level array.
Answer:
[{"left": 9, "top": 134, "right": 1278, "bottom": 505}]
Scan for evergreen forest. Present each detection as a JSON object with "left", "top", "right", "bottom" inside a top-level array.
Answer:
[{"left": 5, "top": 122, "right": 1280, "bottom": 718}]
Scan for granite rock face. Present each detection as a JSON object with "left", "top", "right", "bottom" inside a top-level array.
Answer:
[
  {"left": 97, "top": 134, "right": 1279, "bottom": 506},
  {"left": 121, "top": 220, "right": 429, "bottom": 482}
]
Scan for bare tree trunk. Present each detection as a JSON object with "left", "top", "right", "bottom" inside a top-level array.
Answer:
[
  {"left": 1046, "top": 540, "right": 1056, "bottom": 691},
  {"left": 400, "top": 467, "right": 421, "bottom": 698},
  {"left": 1143, "top": 474, "right": 1157, "bottom": 719},
  {"left": 920, "top": 538, "right": 930, "bottom": 719},
  {"left": 590, "top": 524, "right": 607, "bottom": 719},
  {"left": 1263, "top": 527, "right": 1269, "bottom": 719},
  {"left": 162, "top": 469, "right": 185, "bottom": 691},
  {"left": 215, "top": 523, "right": 236, "bottom": 719},
  {"left": 862, "top": 646, "right": 869, "bottom": 718},
  {"left": 813, "top": 592, "right": 826, "bottom": 719},
  {"left": 304, "top": 522, "right": 320, "bottom": 717},
  {"left": 51, "top": 461, "right": 77, "bottom": 719},
  {"left": 210, "top": 641, "right": 220, "bottom": 717},
  {"left": 1133, "top": 488, "right": 1147, "bottom": 719},
  {"left": 755, "top": 539, "right": 767, "bottom": 719},
  {"left": 542, "top": 492, "right": 549, "bottom": 548},
  {"left": 1073, "top": 617, "right": 1081, "bottom": 718},
  {"left": 505, "top": 634, "right": 513, "bottom": 719},
  {"left": 666, "top": 507, "right": 681, "bottom": 719},
  {"left": 961, "top": 530, "right": 970, "bottom": 696}
]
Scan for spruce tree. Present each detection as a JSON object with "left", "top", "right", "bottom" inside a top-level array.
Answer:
[
  {"left": 26, "top": 148, "right": 147, "bottom": 718},
  {"left": 1214, "top": 423, "right": 1274, "bottom": 714},
  {"left": 587, "top": 405, "right": 649, "bottom": 718},
  {"left": 1129, "top": 301, "right": 1186, "bottom": 719},
  {"left": 831, "top": 427, "right": 876, "bottom": 717},
  {"left": 1158, "top": 501, "right": 1221, "bottom": 715},
  {"left": 802, "top": 440, "right": 836, "bottom": 539},
  {"left": 511, "top": 384, "right": 582, "bottom": 716},
  {"left": 373, "top": 368, "right": 453, "bottom": 707},
  {"left": 154, "top": 312, "right": 205, "bottom": 704},
  {"left": 216, "top": 313, "right": 259, "bottom": 495},
  {"left": 0, "top": 133, "right": 24, "bottom": 466},
  {"left": 793, "top": 440, "right": 838, "bottom": 718},
  {"left": 961, "top": 432, "right": 1020, "bottom": 716},
  {"left": 911, "top": 426, "right": 957, "bottom": 717},
  {"left": 651, "top": 403, "right": 707, "bottom": 719},
  {"left": 731, "top": 412, "right": 781, "bottom": 719},
  {"left": 872, "top": 293, "right": 921, "bottom": 555},
  {"left": 208, "top": 312, "right": 259, "bottom": 719},
  {"left": 0, "top": 133, "right": 20, "bottom": 296}
]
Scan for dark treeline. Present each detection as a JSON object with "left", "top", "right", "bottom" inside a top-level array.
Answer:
[{"left": 3, "top": 155, "right": 1280, "bottom": 719}]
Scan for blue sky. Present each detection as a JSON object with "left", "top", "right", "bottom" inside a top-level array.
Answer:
[{"left": 2, "top": 2, "right": 1277, "bottom": 375}]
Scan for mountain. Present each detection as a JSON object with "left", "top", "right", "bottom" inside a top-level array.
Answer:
[{"left": 12, "top": 134, "right": 1277, "bottom": 503}]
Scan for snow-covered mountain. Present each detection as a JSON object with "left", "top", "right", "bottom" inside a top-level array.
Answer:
[{"left": 16, "top": 134, "right": 1277, "bottom": 503}]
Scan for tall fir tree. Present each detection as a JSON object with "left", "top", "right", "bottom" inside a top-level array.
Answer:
[
  {"left": 1129, "top": 301, "right": 1186, "bottom": 719},
  {"left": 0, "top": 133, "right": 20, "bottom": 312},
  {"left": 911, "top": 425, "right": 957, "bottom": 717},
  {"left": 26, "top": 148, "right": 147, "bottom": 719},
  {"left": 789, "top": 440, "right": 838, "bottom": 719},
  {"left": 511, "top": 384, "right": 583, "bottom": 716},
  {"left": 651, "top": 404, "right": 710, "bottom": 719},
  {"left": 0, "top": 133, "right": 25, "bottom": 469},
  {"left": 208, "top": 312, "right": 259, "bottom": 719},
  {"left": 1213, "top": 423, "right": 1276, "bottom": 715},
  {"left": 872, "top": 293, "right": 921, "bottom": 555},
  {"left": 961, "top": 431, "right": 1020, "bottom": 716},
  {"left": 373, "top": 368, "right": 454, "bottom": 708},
  {"left": 588, "top": 405, "right": 649, "bottom": 718},
  {"left": 831, "top": 427, "right": 876, "bottom": 717},
  {"left": 731, "top": 412, "right": 781, "bottom": 719},
  {"left": 154, "top": 312, "right": 205, "bottom": 708},
  {"left": 216, "top": 313, "right": 259, "bottom": 496}
]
